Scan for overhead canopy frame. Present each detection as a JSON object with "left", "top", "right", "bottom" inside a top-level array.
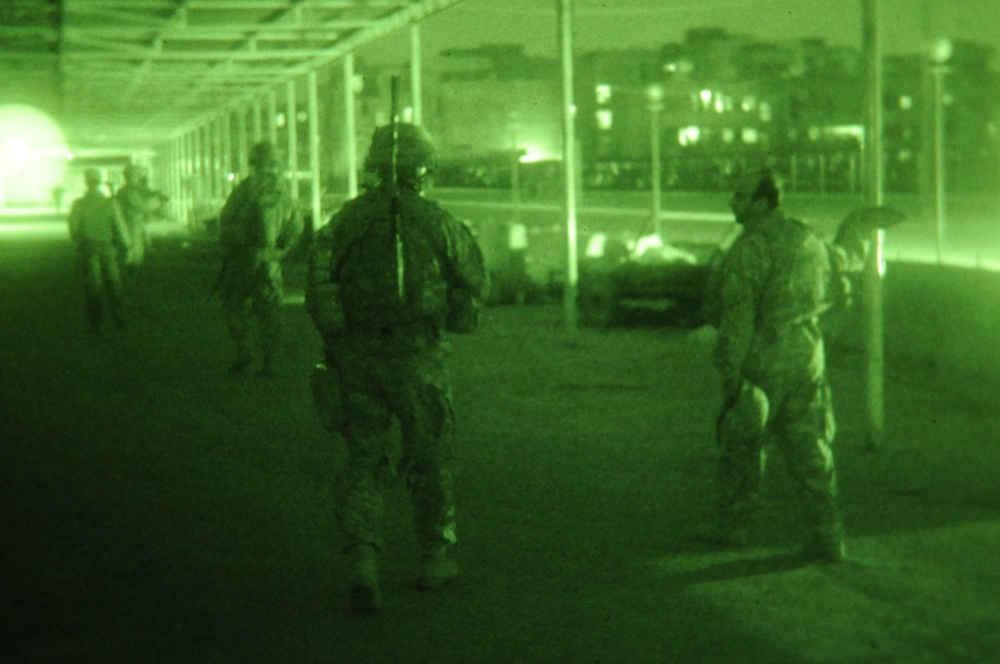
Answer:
[{"left": 1, "top": 0, "right": 467, "bottom": 151}]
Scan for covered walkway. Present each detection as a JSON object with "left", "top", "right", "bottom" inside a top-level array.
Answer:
[{"left": 2, "top": 218, "right": 999, "bottom": 663}]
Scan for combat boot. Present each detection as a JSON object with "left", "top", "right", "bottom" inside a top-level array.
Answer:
[
  {"left": 255, "top": 362, "right": 275, "bottom": 379},
  {"left": 695, "top": 522, "right": 749, "bottom": 548},
  {"left": 800, "top": 529, "right": 846, "bottom": 563},
  {"left": 415, "top": 546, "right": 459, "bottom": 590},
  {"left": 346, "top": 544, "right": 382, "bottom": 612},
  {"left": 228, "top": 353, "right": 253, "bottom": 376}
]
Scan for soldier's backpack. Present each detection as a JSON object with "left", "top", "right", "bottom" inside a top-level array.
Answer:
[{"left": 335, "top": 197, "right": 451, "bottom": 334}]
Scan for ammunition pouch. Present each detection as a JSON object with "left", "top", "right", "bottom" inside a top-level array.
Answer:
[
  {"left": 446, "top": 287, "right": 480, "bottom": 334},
  {"left": 305, "top": 280, "right": 346, "bottom": 338},
  {"left": 309, "top": 361, "right": 344, "bottom": 433}
]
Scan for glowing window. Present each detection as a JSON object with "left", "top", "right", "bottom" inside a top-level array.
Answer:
[
  {"left": 678, "top": 126, "right": 701, "bottom": 146},
  {"left": 741, "top": 127, "right": 759, "bottom": 143},
  {"left": 899, "top": 95, "right": 914, "bottom": 110},
  {"left": 595, "top": 84, "right": 612, "bottom": 105},
  {"left": 596, "top": 109, "right": 613, "bottom": 130}
]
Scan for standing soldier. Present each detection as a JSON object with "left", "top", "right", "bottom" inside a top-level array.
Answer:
[
  {"left": 217, "top": 141, "right": 301, "bottom": 377},
  {"left": 116, "top": 164, "right": 157, "bottom": 268},
  {"left": 68, "top": 168, "right": 132, "bottom": 332},
  {"left": 306, "top": 123, "right": 489, "bottom": 612},
  {"left": 700, "top": 167, "right": 846, "bottom": 562}
]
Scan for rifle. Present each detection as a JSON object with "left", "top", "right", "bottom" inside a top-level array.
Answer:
[{"left": 389, "top": 75, "right": 404, "bottom": 301}]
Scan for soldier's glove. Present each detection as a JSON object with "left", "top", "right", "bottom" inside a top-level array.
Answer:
[
  {"left": 256, "top": 248, "right": 285, "bottom": 263},
  {"left": 305, "top": 281, "right": 346, "bottom": 338},
  {"left": 446, "top": 287, "right": 481, "bottom": 333},
  {"left": 309, "top": 361, "right": 344, "bottom": 433}
]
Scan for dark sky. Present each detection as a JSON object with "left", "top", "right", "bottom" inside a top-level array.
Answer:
[{"left": 358, "top": 0, "right": 1000, "bottom": 65}]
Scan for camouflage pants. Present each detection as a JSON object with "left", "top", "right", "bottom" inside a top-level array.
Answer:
[
  {"left": 716, "top": 325, "right": 841, "bottom": 541},
  {"left": 333, "top": 337, "right": 456, "bottom": 553},
  {"left": 124, "top": 217, "right": 147, "bottom": 266},
  {"left": 220, "top": 259, "right": 282, "bottom": 361},
  {"left": 78, "top": 242, "right": 125, "bottom": 330}
]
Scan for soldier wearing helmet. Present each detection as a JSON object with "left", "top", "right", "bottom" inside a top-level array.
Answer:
[
  {"left": 306, "top": 122, "right": 488, "bottom": 612},
  {"left": 67, "top": 167, "right": 132, "bottom": 332},
  {"left": 249, "top": 141, "right": 279, "bottom": 172},
  {"left": 115, "top": 163, "right": 162, "bottom": 268},
  {"left": 362, "top": 122, "right": 437, "bottom": 190},
  {"left": 699, "top": 166, "right": 846, "bottom": 562},
  {"left": 217, "top": 141, "right": 302, "bottom": 377}
]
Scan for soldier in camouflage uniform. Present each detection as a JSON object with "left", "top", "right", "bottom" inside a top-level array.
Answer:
[
  {"left": 68, "top": 168, "right": 132, "bottom": 332},
  {"left": 115, "top": 164, "right": 157, "bottom": 268},
  {"left": 701, "top": 167, "right": 845, "bottom": 562},
  {"left": 307, "top": 123, "right": 488, "bottom": 612},
  {"left": 217, "top": 141, "right": 301, "bottom": 377}
]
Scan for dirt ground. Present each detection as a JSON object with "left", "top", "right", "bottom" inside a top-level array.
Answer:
[{"left": 2, "top": 219, "right": 1000, "bottom": 663}]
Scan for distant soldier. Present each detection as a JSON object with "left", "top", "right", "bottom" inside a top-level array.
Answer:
[
  {"left": 217, "top": 141, "right": 301, "bottom": 377},
  {"left": 51, "top": 182, "right": 65, "bottom": 214},
  {"left": 699, "top": 167, "right": 845, "bottom": 561},
  {"left": 67, "top": 168, "right": 132, "bottom": 332},
  {"left": 116, "top": 164, "right": 160, "bottom": 267},
  {"left": 306, "top": 123, "right": 489, "bottom": 612}
]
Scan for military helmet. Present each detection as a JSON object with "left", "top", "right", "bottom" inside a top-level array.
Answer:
[
  {"left": 84, "top": 168, "right": 102, "bottom": 186},
  {"left": 249, "top": 141, "right": 279, "bottom": 171},
  {"left": 123, "top": 163, "right": 146, "bottom": 180},
  {"left": 363, "top": 122, "right": 437, "bottom": 175}
]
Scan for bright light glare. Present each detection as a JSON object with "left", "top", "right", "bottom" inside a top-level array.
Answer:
[
  {"left": 519, "top": 145, "right": 552, "bottom": 163},
  {"left": 5, "top": 140, "right": 31, "bottom": 166},
  {"left": 0, "top": 105, "right": 69, "bottom": 207},
  {"left": 678, "top": 126, "right": 701, "bottom": 146},
  {"left": 585, "top": 232, "right": 607, "bottom": 258}
]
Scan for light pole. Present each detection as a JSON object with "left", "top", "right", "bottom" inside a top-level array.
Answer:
[
  {"left": 930, "top": 37, "right": 952, "bottom": 263},
  {"left": 646, "top": 83, "right": 664, "bottom": 239}
]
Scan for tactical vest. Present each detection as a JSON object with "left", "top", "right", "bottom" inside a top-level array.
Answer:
[{"left": 336, "top": 198, "right": 449, "bottom": 335}]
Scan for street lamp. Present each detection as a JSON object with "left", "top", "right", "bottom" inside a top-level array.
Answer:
[
  {"left": 646, "top": 83, "right": 665, "bottom": 239},
  {"left": 929, "top": 37, "right": 952, "bottom": 263}
]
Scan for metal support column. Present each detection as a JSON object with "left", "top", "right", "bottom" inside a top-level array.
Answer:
[
  {"left": 222, "top": 111, "right": 233, "bottom": 196},
  {"left": 194, "top": 125, "right": 205, "bottom": 223},
  {"left": 558, "top": 0, "right": 579, "bottom": 331},
  {"left": 410, "top": 22, "right": 423, "bottom": 125},
  {"left": 862, "top": 0, "right": 885, "bottom": 450},
  {"left": 236, "top": 107, "right": 249, "bottom": 177},
  {"left": 252, "top": 97, "right": 263, "bottom": 142},
  {"left": 266, "top": 89, "right": 279, "bottom": 145},
  {"left": 343, "top": 52, "right": 359, "bottom": 199},
  {"left": 209, "top": 118, "right": 221, "bottom": 201},
  {"left": 286, "top": 79, "right": 300, "bottom": 200},
  {"left": 307, "top": 70, "right": 322, "bottom": 230}
]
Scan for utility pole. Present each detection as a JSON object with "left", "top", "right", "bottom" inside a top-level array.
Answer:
[
  {"left": 862, "top": 0, "right": 885, "bottom": 450},
  {"left": 646, "top": 84, "right": 664, "bottom": 239},
  {"left": 558, "top": 0, "right": 579, "bottom": 332}
]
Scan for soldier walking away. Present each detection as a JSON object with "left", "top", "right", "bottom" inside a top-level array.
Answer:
[
  {"left": 699, "top": 167, "right": 846, "bottom": 562},
  {"left": 51, "top": 182, "right": 65, "bottom": 214},
  {"left": 67, "top": 168, "right": 132, "bottom": 333},
  {"left": 306, "top": 122, "right": 489, "bottom": 612},
  {"left": 217, "top": 141, "right": 301, "bottom": 378}
]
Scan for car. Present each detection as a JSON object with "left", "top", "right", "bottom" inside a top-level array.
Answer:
[{"left": 577, "top": 230, "right": 740, "bottom": 328}]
